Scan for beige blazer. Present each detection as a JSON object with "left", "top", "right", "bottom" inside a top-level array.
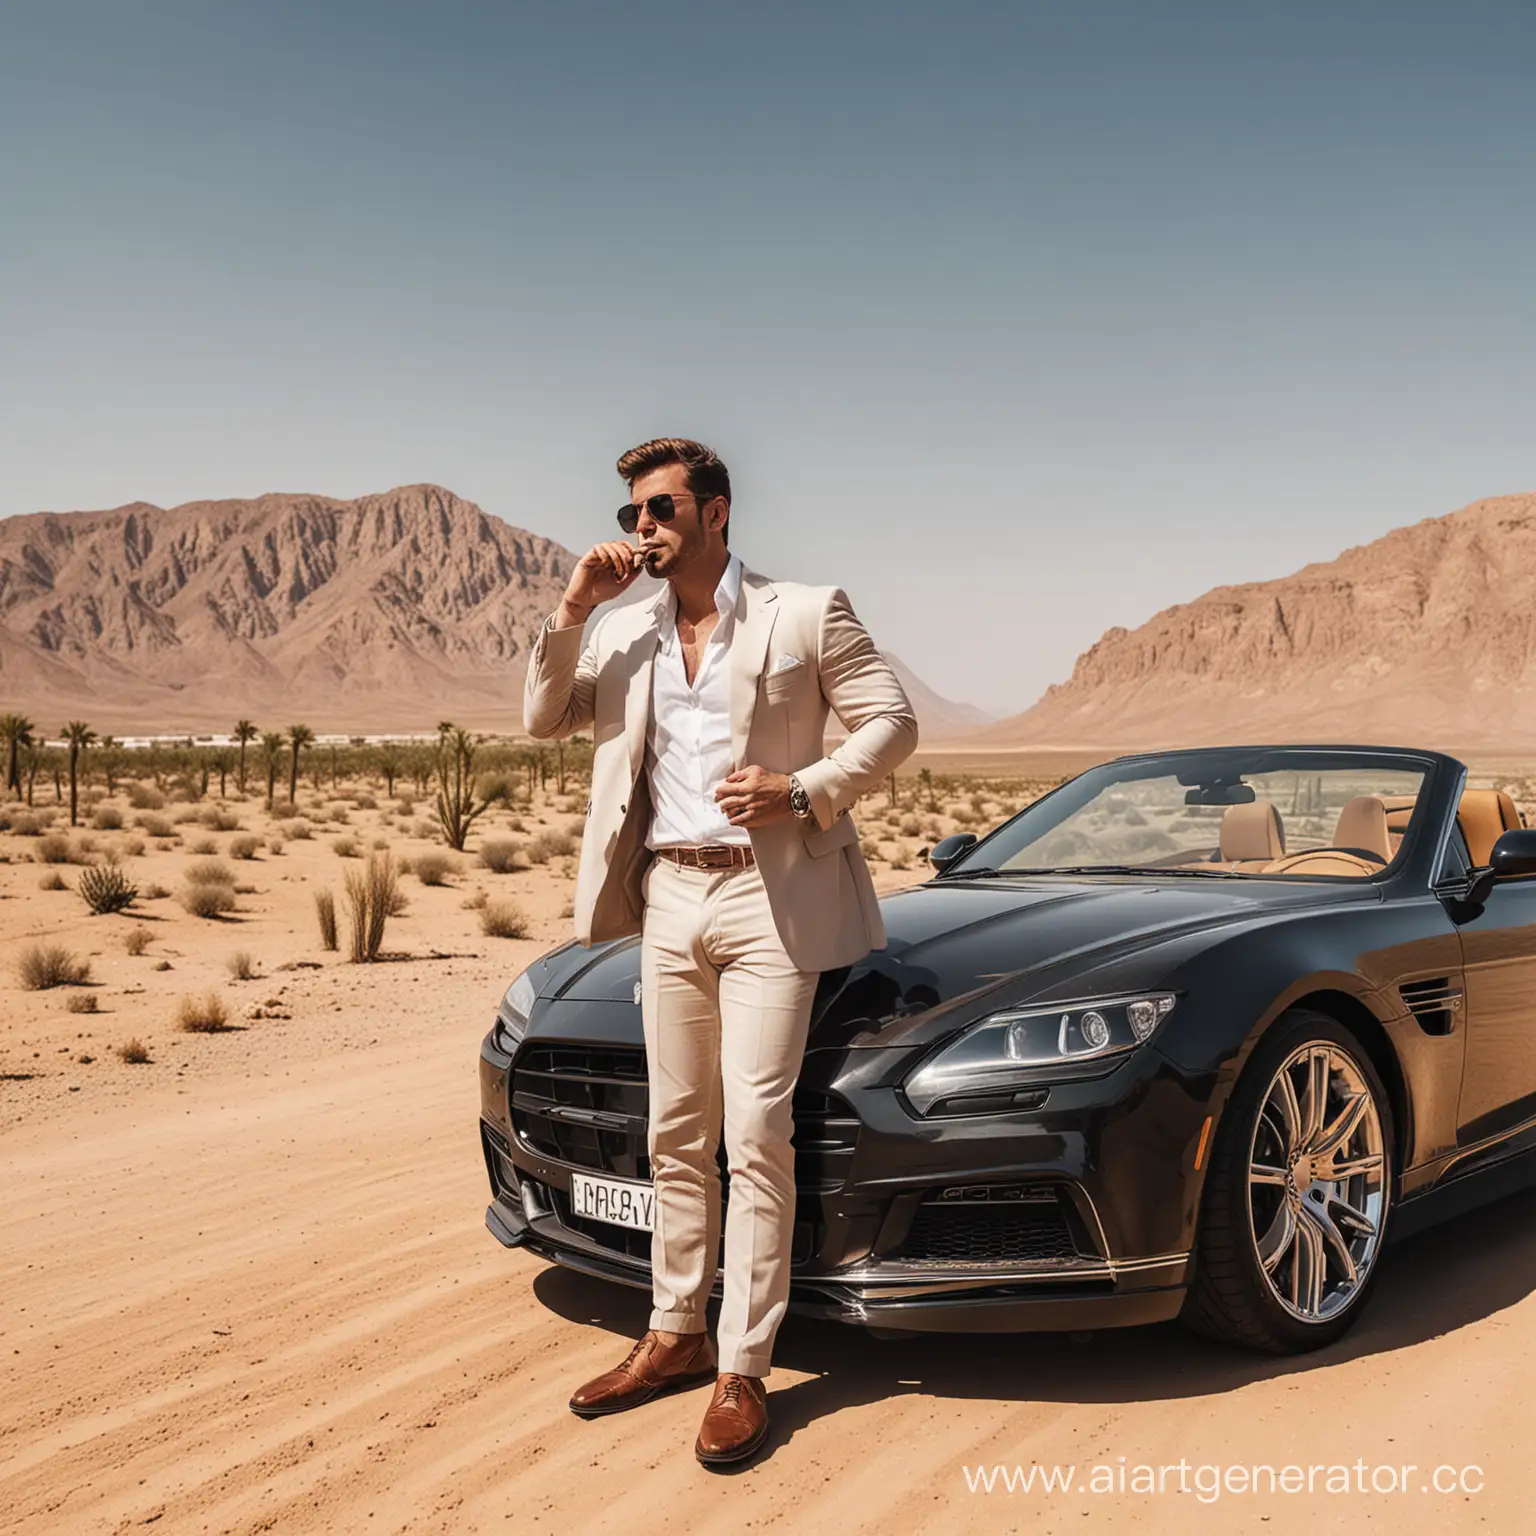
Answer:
[{"left": 522, "top": 565, "right": 919, "bottom": 973}]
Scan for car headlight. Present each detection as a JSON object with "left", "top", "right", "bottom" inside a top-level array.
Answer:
[
  {"left": 496, "top": 969, "right": 538, "bottom": 1050},
  {"left": 902, "top": 992, "right": 1178, "bottom": 1116}
]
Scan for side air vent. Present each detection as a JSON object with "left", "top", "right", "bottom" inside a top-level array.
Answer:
[{"left": 1399, "top": 977, "right": 1462, "bottom": 1036}]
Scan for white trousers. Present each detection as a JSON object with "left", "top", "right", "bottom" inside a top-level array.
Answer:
[{"left": 638, "top": 855, "right": 820, "bottom": 1377}]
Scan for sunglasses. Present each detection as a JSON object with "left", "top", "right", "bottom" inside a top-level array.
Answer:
[{"left": 616, "top": 491, "right": 707, "bottom": 535}]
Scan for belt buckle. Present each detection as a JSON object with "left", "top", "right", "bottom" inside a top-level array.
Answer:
[{"left": 697, "top": 846, "right": 731, "bottom": 869}]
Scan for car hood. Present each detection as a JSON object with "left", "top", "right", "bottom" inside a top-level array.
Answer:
[{"left": 529, "top": 876, "right": 1375, "bottom": 1050}]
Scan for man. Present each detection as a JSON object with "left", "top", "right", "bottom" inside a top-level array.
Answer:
[{"left": 523, "top": 437, "right": 917, "bottom": 1466}]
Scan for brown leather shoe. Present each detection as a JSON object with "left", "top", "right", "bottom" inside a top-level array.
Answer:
[
  {"left": 568, "top": 1330, "right": 717, "bottom": 1418},
  {"left": 694, "top": 1372, "right": 769, "bottom": 1466}
]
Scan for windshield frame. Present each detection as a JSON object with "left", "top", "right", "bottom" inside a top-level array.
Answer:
[{"left": 933, "top": 745, "right": 1463, "bottom": 889}]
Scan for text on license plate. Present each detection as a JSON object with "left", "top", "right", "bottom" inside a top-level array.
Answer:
[{"left": 569, "top": 1171, "right": 655, "bottom": 1232}]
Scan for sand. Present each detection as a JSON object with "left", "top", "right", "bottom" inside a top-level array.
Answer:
[{"left": 3, "top": 778, "right": 1533, "bottom": 1532}]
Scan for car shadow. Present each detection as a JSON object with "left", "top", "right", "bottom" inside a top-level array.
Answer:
[{"left": 530, "top": 1182, "right": 1536, "bottom": 1455}]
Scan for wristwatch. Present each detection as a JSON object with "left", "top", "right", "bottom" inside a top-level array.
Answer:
[{"left": 788, "top": 773, "right": 813, "bottom": 821}]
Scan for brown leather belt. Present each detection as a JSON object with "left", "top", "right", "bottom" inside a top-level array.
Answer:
[{"left": 655, "top": 844, "right": 755, "bottom": 870}]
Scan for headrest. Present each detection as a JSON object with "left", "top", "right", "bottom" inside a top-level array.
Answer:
[
  {"left": 1333, "top": 796, "right": 1392, "bottom": 862},
  {"left": 1458, "top": 789, "right": 1522, "bottom": 866},
  {"left": 1220, "top": 800, "right": 1286, "bottom": 861}
]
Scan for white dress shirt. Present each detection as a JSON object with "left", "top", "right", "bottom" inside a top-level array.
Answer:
[{"left": 645, "top": 553, "right": 751, "bottom": 849}]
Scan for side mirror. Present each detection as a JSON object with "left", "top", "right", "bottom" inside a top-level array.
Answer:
[
  {"left": 1490, "top": 828, "right": 1536, "bottom": 877},
  {"left": 929, "top": 832, "right": 978, "bottom": 873}
]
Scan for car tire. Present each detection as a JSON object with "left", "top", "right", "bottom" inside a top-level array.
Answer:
[{"left": 1181, "top": 1008, "right": 1396, "bottom": 1354}]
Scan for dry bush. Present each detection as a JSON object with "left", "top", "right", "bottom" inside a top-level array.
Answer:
[
  {"left": 38, "top": 870, "right": 68, "bottom": 891},
  {"left": 352, "top": 793, "right": 378, "bottom": 810},
  {"left": 413, "top": 851, "right": 456, "bottom": 886},
  {"left": 93, "top": 805, "right": 125, "bottom": 830},
  {"left": 173, "top": 806, "right": 202, "bottom": 824},
  {"left": 480, "top": 900, "right": 530, "bottom": 939},
  {"left": 227, "top": 950, "right": 257, "bottom": 980},
  {"left": 899, "top": 814, "right": 922, "bottom": 837},
  {"left": 201, "top": 806, "right": 241, "bottom": 831},
  {"left": 142, "top": 881, "right": 171, "bottom": 900},
  {"left": 135, "top": 812, "right": 174, "bottom": 838},
  {"left": 526, "top": 830, "right": 576, "bottom": 864},
  {"left": 266, "top": 835, "right": 286, "bottom": 855},
  {"left": 394, "top": 799, "right": 415, "bottom": 817},
  {"left": 284, "top": 819, "right": 313, "bottom": 840},
  {"left": 127, "top": 784, "right": 164, "bottom": 810},
  {"left": 176, "top": 992, "right": 231, "bottom": 1032},
  {"left": 229, "top": 834, "right": 260, "bottom": 860},
  {"left": 9, "top": 810, "right": 42, "bottom": 836},
  {"left": 18, "top": 944, "right": 92, "bottom": 990},
  {"left": 463, "top": 887, "right": 489, "bottom": 910},
  {"left": 478, "top": 839, "right": 526, "bottom": 874},
  {"left": 117, "top": 1037, "right": 151, "bottom": 1063},
  {"left": 314, "top": 889, "right": 338, "bottom": 950},
  {"left": 343, "top": 853, "right": 400, "bottom": 962},
  {"left": 188, "top": 836, "right": 219, "bottom": 856},
  {"left": 124, "top": 926, "right": 153, "bottom": 956},
  {"left": 186, "top": 858, "right": 234, "bottom": 887},
  {"left": 35, "top": 832, "right": 73, "bottom": 864},
  {"left": 412, "top": 818, "right": 438, "bottom": 840},
  {"left": 120, "top": 835, "right": 146, "bottom": 857},
  {"left": 78, "top": 859, "right": 138, "bottom": 915},
  {"left": 179, "top": 881, "right": 237, "bottom": 919},
  {"left": 332, "top": 835, "right": 361, "bottom": 858},
  {"left": 66, "top": 993, "right": 98, "bottom": 1014},
  {"left": 371, "top": 836, "right": 390, "bottom": 851},
  {"left": 889, "top": 844, "right": 913, "bottom": 870}
]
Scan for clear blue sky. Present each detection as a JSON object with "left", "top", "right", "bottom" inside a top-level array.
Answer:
[{"left": 3, "top": 1, "right": 1533, "bottom": 715}]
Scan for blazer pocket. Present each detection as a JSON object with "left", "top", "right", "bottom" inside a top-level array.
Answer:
[
  {"left": 764, "top": 667, "right": 806, "bottom": 704},
  {"left": 801, "top": 814, "right": 859, "bottom": 858}
]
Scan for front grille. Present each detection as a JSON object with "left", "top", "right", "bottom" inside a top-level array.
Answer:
[
  {"left": 509, "top": 1043, "right": 857, "bottom": 1268},
  {"left": 895, "top": 1185, "right": 1089, "bottom": 1267},
  {"left": 1400, "top": 977, "right": 1462, "bottom": 1036}
]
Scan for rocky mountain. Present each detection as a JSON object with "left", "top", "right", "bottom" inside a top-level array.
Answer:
[
  {"left": 972, "top": 492, "right": 1536, "bottom": 751},
  {"left": 0, "top": 484, "right": 982, "bottom": 738}
]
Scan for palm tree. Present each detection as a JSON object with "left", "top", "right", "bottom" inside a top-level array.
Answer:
[
  {"left": 234, "top": 720, "right": 258, "bottom": 795},
  {"left": 63, "top": 721, "right": 97, "bottom": 826},
  {"left": 0, "top": 714, "right": 33, "bottom": 798},
  {"left": 287, "top": 724, "right": 314, "bottom": 808},
  {"left": 260, "top": 730, "right": 285, "bottom": 811}
]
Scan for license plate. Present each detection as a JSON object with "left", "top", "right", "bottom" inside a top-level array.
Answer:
[{"left": 569, "top": 1171, "right": 655, "bottom": 1232}]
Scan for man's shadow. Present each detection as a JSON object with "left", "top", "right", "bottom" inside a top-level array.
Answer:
[{"left": 533, "top": 1182, "right": 1536, "bottom": 1459}]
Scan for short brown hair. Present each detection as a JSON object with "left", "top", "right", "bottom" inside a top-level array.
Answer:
[{"left": 616, "top": 437, "right": 731, "bottom": 545}]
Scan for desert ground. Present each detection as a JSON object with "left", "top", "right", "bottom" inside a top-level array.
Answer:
[{"left": 3, "top": 741, "right": 1535, "bottom": 1533}]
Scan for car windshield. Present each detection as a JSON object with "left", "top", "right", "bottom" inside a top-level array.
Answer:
[{"left": 942, "top": 750, "right": 1432, "bottom": 880}]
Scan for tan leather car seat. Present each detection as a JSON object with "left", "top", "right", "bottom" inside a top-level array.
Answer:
[
  {"left": 1216, "top": 800, "right": 1286, "bottom": 871},
  {"left": 1458, "top": 788, "right": 1522, "bottom": 866},
  {"left": 1261, "top": 795, "right": 1391, "bottom": 877},
  {"left": 1379, "top": 793, "right": 1418, "bottom": 853}
]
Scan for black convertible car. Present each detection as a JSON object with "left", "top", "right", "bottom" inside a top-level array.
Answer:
[{"left": 478, "top": 744, "right": 1536, "bottom": 1354}]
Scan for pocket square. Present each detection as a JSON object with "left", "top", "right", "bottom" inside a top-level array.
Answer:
[{"left": 769, "top": 653, "right": 804, "bottom": 675}]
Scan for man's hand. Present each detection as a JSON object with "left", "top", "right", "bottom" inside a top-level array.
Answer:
[
  {"left": 555, "top": 541, "right": 647, "bottom": 629},
  {"left": 715, "top": 766, "right": 793, "bottom": 828}
]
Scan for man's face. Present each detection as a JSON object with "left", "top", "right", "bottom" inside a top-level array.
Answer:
[{"left": 628, "top": 463, "right": 724, "bottom": 577}]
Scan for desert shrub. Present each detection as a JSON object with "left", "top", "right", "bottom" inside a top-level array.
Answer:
[
  {"left": 371, "top": 836, "right": 390, "bottom": 851},
  {"left": 314, "top": 890, "right": 338, "bottom": 950},
  {"left": 480, "top": 900, "right": 530, "bottom": 939},
  {"left": 9, "top": 810, "right": 42, "bottom": 836},
  {"left": 173, "top": 806, "right": 202, "bottom": 824},
  {"left": 67, "top": 993, "right": 99, "bottom": 1014},
  {"left": 127, "top": 783, "right": 165, "bottom": 810},
  {"left": 332, "top": 835, "right": 361, "bottom": 858},
  {"left": 412, "top": 818, "right": 438, "bottom": 840},
  {"left": 119, "top": 835, "right": 146, "bottom": 857},
  {"left": 227, "top": 950, "right": 257, "bottom": 980},
  {"left": 186, "top": 858, "right": 234, "bottom": 887},
  {"left": 35, "top": 832, "right": 73, "bottom": 864},
  {"left": 229, "top": 834, "right": 259, "bottom": 860},
  {"left": 176, "top": 992, "right": 231, "bottom": 1032},
  {"left": 395, "top": 799, "right": 415, "bottom": 817},
  {"left": 18, "top": 944, "right": 92, "bottom": 990},
  {"left": 478, "top": 839, "right": 526, "bottom": 874},
  {"left": 135, "top": 812, "right": 175, "bottom": 837},
  {"left": 479, "top": 773, "right": 516, "bottom": 807},
  {"left": 889, "top": 845, "right": 912, "bottom": 870},
  {"left": 93, "top": 805, "right": 125, "bottom": 830},
  {"left": 285, "top": 819, "right": 313, "bottom": 840},
  {"left": 526, "top": 830, "right": 576, "bottom": 864},
  {"left": 142, "top": 881, "right": 171, "bottom": 900},
  {"left": 78, "top": 859, "right": 138, "bottom": 915},
  {"left": 189, "top": 837, "right": 218, "bottom": 856},
  {"left": 201, "top": 806, "right": 241, "bottom": 831},
  {"left": 179, "top": 880, "right": 237, "bottom": 919},
  {"left": 267, "top": 835, "right": 286, "bottom": 855},
  {"left": 899, "top": 814, "right": 922, "bottom": 837},
  {"left": 413, "top": 851, "right": 456, "bottom": 886},
  {"left": 38, "top": 870, "right": 68, "bottom": 891},
  {"left": 117, "top": 1037, "right": 151, "bottom": 1063},
  {"left": 342, "top": 852, "right": 399, "bottom": 962},
  {"left": 352, "top": 793, "right": 378, "bottom": 810},
  {"left": 124, "top": 926, "right": 153, "bottom": 956}
]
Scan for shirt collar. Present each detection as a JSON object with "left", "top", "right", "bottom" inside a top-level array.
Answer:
[{"left": 658, "top": 553, "right": 742, "bottom": 647}]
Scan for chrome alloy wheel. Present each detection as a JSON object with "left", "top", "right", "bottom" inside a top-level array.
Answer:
[{"left": 1246, "top": 1041, "right": 1389, "bottom": 1323}]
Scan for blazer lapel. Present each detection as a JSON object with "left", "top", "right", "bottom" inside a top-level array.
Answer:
[
  {"left": 625, "top": 587, "right": 669, "bottom": 784},
  {"left": 728, "top": 569, "right": 780, "bottom": 770}
]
